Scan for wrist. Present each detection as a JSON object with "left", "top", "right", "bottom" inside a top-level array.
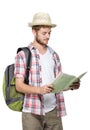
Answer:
[{"left": 36, "top": 87, "right": 40, "bottom": 94}]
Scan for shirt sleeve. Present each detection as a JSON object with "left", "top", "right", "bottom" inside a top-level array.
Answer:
[{"left": 14, "top": 50, "right": 26, "bottom": 78}]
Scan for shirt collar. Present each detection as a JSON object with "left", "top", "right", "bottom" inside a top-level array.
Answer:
[{"left": 28, "top": 43, "right": 55, "bottom": 54}]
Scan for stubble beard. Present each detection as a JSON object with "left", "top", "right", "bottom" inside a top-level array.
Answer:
[{"left": 36, "top": 37, "right": 49, "bottom": 47}]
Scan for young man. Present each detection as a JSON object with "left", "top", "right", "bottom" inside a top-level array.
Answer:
[{"left": 14, "top": 12, "right": 80, "bottom": 130}]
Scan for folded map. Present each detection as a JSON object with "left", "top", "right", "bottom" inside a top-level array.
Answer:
[{"left": 52, "top": 71, "right": 87, "bottom": 93}]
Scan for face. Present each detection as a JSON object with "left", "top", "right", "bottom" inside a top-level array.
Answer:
[{"left": 33, "top": 27, "right": 51, "bottom": 46}]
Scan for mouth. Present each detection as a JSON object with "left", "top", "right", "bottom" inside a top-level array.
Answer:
[{"left": 44, "top": 39, "right": 49, "bottom": 42}]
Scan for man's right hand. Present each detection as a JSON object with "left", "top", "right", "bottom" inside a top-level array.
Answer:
[{"left": 38, "top": 84, "right": 54, "bottom": 94}]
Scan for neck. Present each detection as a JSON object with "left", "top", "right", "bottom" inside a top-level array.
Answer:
[{"left": 32, "top": 41, "right": 47, "bottom": 54}]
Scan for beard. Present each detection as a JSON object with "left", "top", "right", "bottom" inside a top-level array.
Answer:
[{"left": 36, "top": 36, "right": 49, "bottom": 46}]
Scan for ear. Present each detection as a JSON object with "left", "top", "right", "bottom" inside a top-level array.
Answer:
[{"left": 32, "top": 29, "right": 36, "bottom": 36}]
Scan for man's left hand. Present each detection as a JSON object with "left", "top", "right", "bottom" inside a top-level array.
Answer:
[{"left": 70, "top": 79, "right": 80, "bottom": 90}]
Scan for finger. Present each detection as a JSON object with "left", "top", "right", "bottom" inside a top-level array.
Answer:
[
  {"left": 73, "top": 79, "right": 80, "bottom": 84},
  {"left": 48, "top": 85, "right": 54, "bottom": 90}
]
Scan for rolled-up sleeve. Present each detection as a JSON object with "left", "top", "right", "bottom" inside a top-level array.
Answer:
[{"left": 14, "top": 51, "right": 26, "bottom": 78}]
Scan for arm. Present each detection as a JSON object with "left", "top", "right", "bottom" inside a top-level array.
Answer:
[
  {"left": 15, "top": 77, "right": 54, "bottom": 94},
  {"left": 15, "top": 50, "right": 53, "bottom": 94}
]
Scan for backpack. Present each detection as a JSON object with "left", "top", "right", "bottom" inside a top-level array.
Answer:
[{"left": 2, "top": 47, "right": 31, "bottom": 112}]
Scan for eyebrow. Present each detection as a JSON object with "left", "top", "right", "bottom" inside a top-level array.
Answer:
[{"left": 42, "top": 30, "right": 51, "bottom": 34}]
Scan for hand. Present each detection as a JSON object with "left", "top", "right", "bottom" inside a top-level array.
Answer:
[
  {"left": 70, "top": 79, "right": 80, "bottom": 90},
  {"left": 38, "top": 84, "right": 54, "bottom": 94}
]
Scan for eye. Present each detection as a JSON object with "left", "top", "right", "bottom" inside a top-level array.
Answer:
[
  {"left": 42, "top": 32, "right": 51, "bottom": 35},
  {"left": 48, "top": 30, "right": 51, "bottom": 35},
  {"left": 42, "top": 32, "right": 46, "bottom": 35}
]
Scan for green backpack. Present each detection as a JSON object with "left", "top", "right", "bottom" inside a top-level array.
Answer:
[{"left": 2, "top": 47, "right": 31, "bottom": 112}]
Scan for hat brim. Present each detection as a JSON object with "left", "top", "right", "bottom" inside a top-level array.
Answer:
[{"left": 28, "top": 23, "right": 56, "bottom": 28}]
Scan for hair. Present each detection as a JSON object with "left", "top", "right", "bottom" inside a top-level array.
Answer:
[{"left": 32, "top": 25, "right": 51, "bottom": 31}]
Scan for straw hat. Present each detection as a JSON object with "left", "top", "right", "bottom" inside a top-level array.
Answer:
[{"left": 28, "top": 12, "right": 56, "bottom": 27}]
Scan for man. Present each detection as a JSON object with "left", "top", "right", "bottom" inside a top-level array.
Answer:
[{"left": 14, "top": 12, "right": 80, "bottom": 130}]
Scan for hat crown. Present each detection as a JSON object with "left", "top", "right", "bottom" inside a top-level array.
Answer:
[
  {"left": 28, "top": 12, "right": 56, "bottom": 27},
  {"left": 32, "top": 12, "right": 51, "bottom": 25}
]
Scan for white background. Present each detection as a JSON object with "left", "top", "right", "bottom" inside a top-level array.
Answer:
[{"left": 0, "top": 0, "right": 90, "bottom": 130}]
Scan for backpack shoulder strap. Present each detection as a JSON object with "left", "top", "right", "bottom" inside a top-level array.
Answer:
[{"left": 17, "top": 47, "right": 32, "bottom": 84}]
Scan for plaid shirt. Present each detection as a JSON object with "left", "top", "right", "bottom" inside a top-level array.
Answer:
[{"left": 14, "top": 43, "right": 66, "bottom": 117}]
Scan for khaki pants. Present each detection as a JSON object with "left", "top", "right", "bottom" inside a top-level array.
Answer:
[{"left": 22, "top": 108, "right": 63, "bottom": 130}]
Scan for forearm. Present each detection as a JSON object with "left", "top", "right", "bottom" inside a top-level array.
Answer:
[
  {"left": 15, "top": 78, "right": 54, "bottom": 94},
  {"left": 15, "top": 78, "right": 39, "bottom": 94}
]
